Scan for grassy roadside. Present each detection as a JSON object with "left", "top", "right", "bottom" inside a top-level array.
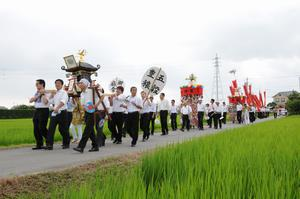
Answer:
[{"left": 0, "top": 153, "right": 143, "bottom": 199}]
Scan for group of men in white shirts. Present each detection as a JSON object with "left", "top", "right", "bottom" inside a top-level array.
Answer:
[{"left": 30, "top": 78, "right": 232, "bottom": 153}]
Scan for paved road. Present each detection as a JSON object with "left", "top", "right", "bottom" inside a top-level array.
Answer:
[{"left": 0, "top": 118, "right": 272, "bottom": 178}]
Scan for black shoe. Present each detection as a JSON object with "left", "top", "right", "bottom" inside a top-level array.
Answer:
[
  {"left": 131, "top": 144, "right": 136, "bottom": 147},
  {"left": 45, "top": 146, "right": 53, "bottom": 150},
  {"left": 113, "top": 139, "right": 118, "bottom": 144},
  {"left": 151, "top": 133, "right": 154, "bottom": 135},
  {"left": 73, "top": 147, "right": 84, "bottom": 153},
  {"left": 62, "top": 145, "right": 70, "bottom": 149},
  {"left": 32, "top": 146, "right": 44, "bottom": 150},
  {"left": 116, "top": 141, "right": 122, "bottom": 144},
  {"left": 88, "top": 147, "right": 99, "bottom": 152},
  {"left": 180, "top": 129, "right": 184, "bottom": 132},
  {"left": 142, "top": 138, "right": 146, "bottom": 142}
]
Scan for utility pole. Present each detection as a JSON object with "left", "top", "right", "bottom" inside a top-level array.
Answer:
[{"left": 212, "top": 54, "right": 223, "bottom": 102}]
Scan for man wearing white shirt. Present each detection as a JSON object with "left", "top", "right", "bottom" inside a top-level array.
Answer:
[
  {"left": 214, "top": 102, "right": 223, "bottom": 129},
  {"left": 47, "top": 79, "right": 70, "bottom": 150},
  {"left": 207, "top": 99, "right": 216, "bottom": 128},
  {"left": 170, "top": 99, "right": 178, "bottom": 131},
  {"left": 111, "top": 86, "right": 126, "bottom": 144},
  {"left": 149, "top": 96, "right": 157, "bottom": 135},
  {"left": 197, "top": 99, "right": 205, "bottom": 130},
  {"left": 180, "top": 102, "right": 192, "bottom": 132},
  {"left": 73, "top": 79, "right": 100, "bottom": 153},
  {"left": 29, "top": 79, "right": 49, "bottom": 150},
  {"left": 236, "top": 102, "right": 243, "bottom": 124},
  {"left": 157, "top": 93, "right": 170, "bottom": 135},
  {"left": 222, "top": 102, "right": 228, "bottom": 124},
  {"left": 140, "top": 91, "right": 151, "bottom": 141},
  {"left": 249, "top": 104, "right": 256, "bottom": 123},
  {"left": 125, "top": 87, "right": 143, "bottom": 147}
]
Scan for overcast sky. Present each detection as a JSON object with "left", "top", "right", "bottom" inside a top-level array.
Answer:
[{"left": 1, "top": 0, "right": 300, "bottom": 108}]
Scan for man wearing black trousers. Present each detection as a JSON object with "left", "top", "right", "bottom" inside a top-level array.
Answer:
[
  {"left": 180, "top": 102, "right": 192, "bottom": 131},
  {"left": 236, "top": 102, "right": 243, "bottom": 124},
  {"left": 158, "top": 93, "right": 170, "bottom": 135},
  {"left": 197, "top": 99, "right": 205, "bottom": 130},
  {"left": 73, "top": 79, "right": 99, "bottom": 153},
  {"left": 222, "top": 102, "right": 228, "bottom": 124},
  {"left": 125, "top": 87, "right": 142, "bottom": 147},
  {"left": 29, "top": 79, "right": 49, "bottom": 150},
  {"left": 140, "top": 91, "right": 151, "bottom": 141},
  {"left": 111, "top": 86, "right": 126, "bottom": 144},
  {"left": 214, "top": 102, "right": 223, "bottom": 129},
  {"left": 149, "top": 96, "right": 157, "bottom": 135},
  {"left": 47, "top": 79, "right": 70, "bottom": 150},
  {"left": 207, "top": 99, "right": 216, "bottom": 128},
  {"left": 170, "top": 99, "right": 178, "bottom": 131}
]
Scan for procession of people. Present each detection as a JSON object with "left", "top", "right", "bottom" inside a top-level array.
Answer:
[{"left": 30, "top": 78, "right": 264, "bottom": 153}]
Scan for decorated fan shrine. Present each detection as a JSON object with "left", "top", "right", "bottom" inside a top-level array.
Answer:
[
  {"left": 228, "top": 79, "right": 266, "bottom": 111},
  {"left": 180, "top": 74, "right": 204, "bottom": 127}
]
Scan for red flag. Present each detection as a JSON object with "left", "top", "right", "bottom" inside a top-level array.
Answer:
[
  {"left": 232, "top": 80, "right": 238, "bottom": 89},
  {"left": 259, "top": 92, "right": 263, "bottom": 107},
  {"left": 263, "top": 91, "right": 266, "bottom": 107},
  {"left": 229, "top": 86, "right": 235, "bottom": 96},
  {"left": 249, "top": 84, "right": 252, "bottom": 95}
]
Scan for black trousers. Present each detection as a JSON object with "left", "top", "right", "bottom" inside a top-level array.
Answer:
[
  {"left": 214, "top": 113, "right": 222, "bottom": 129},
  {"left": 112, "top": 112, "right": 124, "bottom": 142},
  {"left": 33, "top": 108, "right": 49, "bottom": 147},
  {"left": 208, "top": 112, "right": 214, "bottom": 128},
  {"left": 181, "top": 114, "right": 190, "bottom": 130},
  {"left": 160, "top": 110, "right": 169, "bottom": 135},
  {"left": 222, "top": 112, "right": 227, "bottom": 124},
  {"left": 249, "top": 112, "right": 255, "bottom": 123},
  {"left": 149, "top": 112, "right": 156, "bottom": 134},
  {"left": 95, "top": 111, "right": 106, "bottom": 147},
  {"left": 140, "top": 112, "right": 150, "bottom": 139},
  {"left": 78, "top": 112, "right": 98, "bottom": 149},
  {"left": 237, "top": 111, "right": 242, "bottom": 124},
  {"left": 47, "top": 110, "right": 70, "bottom": 147},
  {"left": 197, "top": 111, "right": 204, "bottom": 129},
  {"left": 122, "top": 113, "right": 128, "bottom": 136},
  {"left": 127, "top": 111, "right": 140, "bottom": 145},
  {"left": 170, "top": 113, "right": 177, "bottom": 130}
]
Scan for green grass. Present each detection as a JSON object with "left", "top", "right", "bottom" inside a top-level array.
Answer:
[
  {"left": 20, "top": 116, "right": 300, "bottom": 199},
  {"left": 0, "top": 116, "right": 181, "bottom": 147}
]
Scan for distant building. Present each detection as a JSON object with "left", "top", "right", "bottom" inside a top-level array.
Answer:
[{"left": 272, "top": 91, "right": 298, "bottom": 107}]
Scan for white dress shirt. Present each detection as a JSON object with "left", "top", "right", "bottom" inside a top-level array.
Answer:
[
  {"left": 80, "top": 88, "right": 99, "bottom": 108},
  {"left": 126, "top": 95, "right": 143, "bottom": 113},
  {"left": 157, "top": 99, "right": 170, "bottom": 112},
  {"left": 208, "top": 103, "right": 217, "bottom": 113},
  {"left": 197, "top": 103, "right": 205, "bottom": 112},
  {"left": 140, "top": 99, "right": 151, "bottom": 114},
  {"left": 49, "top": 89, "right": 68, "bottom": 111},
  {"left": 149, "top": 102, "right": 157, "bottom": 113},
  {"left": 250, "top": 106, "right": 256, "bottom": 113},
  {"left": 112, "top": 94, "right": 126, "bottom": 113},
  {"left": 215, "top": 105, "right": 223, "bottom": 114},
  {"left": 34, "top": 92, "right": 50, "bottom": 108},
  {"left": 236, "top": 104, "right": 243, "bottom": 111},
  {"left": 222, "top": 104, "right": 228, "bottom": 112},
  {"left": 170, "top": 105, "right": 178, "bottom": 114},
  {"left": 181, "top": 105, "right": 192, "bottom": 115}
]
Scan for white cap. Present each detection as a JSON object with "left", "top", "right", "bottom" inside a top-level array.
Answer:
[{"left": 79, "top": 78, "right": 90, "bottom": 87}]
